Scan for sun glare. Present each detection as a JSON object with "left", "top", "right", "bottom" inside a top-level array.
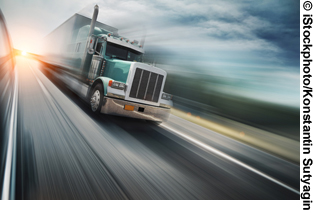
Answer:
[{"left": 22, "top": 51, "right": 27, "bottom": 56}]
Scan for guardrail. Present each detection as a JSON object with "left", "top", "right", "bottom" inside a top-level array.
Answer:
[
  {"left": 0, "top": 8, "right": 17, "bottom": 200},
  {"left": 1, "top": 67, "right": 18, "bottom": 200}
]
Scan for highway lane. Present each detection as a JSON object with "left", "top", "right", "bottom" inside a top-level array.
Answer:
[{"left": 13, "top": 56, "right": 299, "bottom": 199}]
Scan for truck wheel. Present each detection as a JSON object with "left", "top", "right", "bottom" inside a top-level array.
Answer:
[{"left": 90, "top": 84, "right": 104, "bottom": 113}]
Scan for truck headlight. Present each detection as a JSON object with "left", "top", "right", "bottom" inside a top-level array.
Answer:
[
  {"left": 110, "top": 81, "right": 126, "bottom": 90},
  {"left": 161, "top": 93, "right": 172, "bottom": 100}
]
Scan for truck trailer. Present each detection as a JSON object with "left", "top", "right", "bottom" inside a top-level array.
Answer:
[{"left": 41, "top": 5, "right": 172, "bottom": 123}]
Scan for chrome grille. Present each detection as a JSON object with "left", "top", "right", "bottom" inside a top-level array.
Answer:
[{"left": 129, "top": 68, "right": 164, "bottom": 102}]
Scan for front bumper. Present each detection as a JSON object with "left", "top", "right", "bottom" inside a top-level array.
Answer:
[{"left": 100, "top": 97, "right": 171, "bottom": 122}]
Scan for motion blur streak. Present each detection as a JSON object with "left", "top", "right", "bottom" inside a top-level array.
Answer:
[
  {"left": 160, "top": 123, "right": 299, "bottom": 194},
  {"left": 28, "top": 65, "right": 50, "bottom": 99},
  {"left": 0, "top": 8, "right": 16, "bottom": 200},
  {"left": 1, "top": 66, "right": 18, "bottom": 200}
]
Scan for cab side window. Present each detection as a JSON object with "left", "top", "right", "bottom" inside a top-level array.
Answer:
[{"left": 95, "top": 43, "right": 102, "bottom": 55}]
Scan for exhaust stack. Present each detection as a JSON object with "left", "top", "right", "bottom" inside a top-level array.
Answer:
[
  {"left": 81, "top": 5, "right": 99, "bottom": 74},
  {"left": 88, "top": 4, "right": 99, "bottom": 38}
]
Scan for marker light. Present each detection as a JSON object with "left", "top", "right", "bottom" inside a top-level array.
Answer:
[
  {"left": 108, "top": 80, "right": 113, "bottom": 86},
  {"left": 124, "top": 105, "right": 134, "bottom": 111},
  {"left": 108, "top": 33, "right": 111, "bottom": 37}
]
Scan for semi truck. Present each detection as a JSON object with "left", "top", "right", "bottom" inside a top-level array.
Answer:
[{"left": 41, "top": 5, "right": 172, "bottom": 123}]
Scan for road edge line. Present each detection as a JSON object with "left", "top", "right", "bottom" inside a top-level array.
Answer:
[{"left": 160, "top": 123, "right": 299, "bottom": 195}]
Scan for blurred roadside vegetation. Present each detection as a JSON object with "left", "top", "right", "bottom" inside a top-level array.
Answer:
[
  {"left": 165, "top": 72, "right": 299, "bottom": 140},
  {"left": 144, "top": 48, "right": 299, "bottom": 141}
]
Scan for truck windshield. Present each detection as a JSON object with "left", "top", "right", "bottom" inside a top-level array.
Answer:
[{"left": 105, "top": 42, "right": 142, "bottom": 62}]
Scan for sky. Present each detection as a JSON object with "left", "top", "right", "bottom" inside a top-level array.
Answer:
[{"left": 0, "top": 0, "right": 300, "bottom": 107}]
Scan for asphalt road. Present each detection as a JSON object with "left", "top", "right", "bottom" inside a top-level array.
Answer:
[{"left": 12, "top": 56, "right": 299, "bottom": 199}]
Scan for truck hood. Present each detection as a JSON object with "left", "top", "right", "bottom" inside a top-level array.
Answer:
[
  {"left": 103, "top": 59, "right": 167, "bottom": 83},
  {"left": 102, "top": 59, "right": 132, "bottom": 83}
]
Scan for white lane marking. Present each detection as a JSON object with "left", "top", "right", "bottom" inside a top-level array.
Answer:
[
  {"left": 160, "top": 123, "right": 299, "bottom": 195},
  {"left": 28, "top": 65, "right": 52, "bottom": 101},
  {"left": 1, "top": 67, "right": 18, "bottom": 200},
  {"left": 169, "top": 114, "right": 299, "bottom": 167}
]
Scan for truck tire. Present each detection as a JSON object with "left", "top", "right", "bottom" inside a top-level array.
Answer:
[{"left": 90, "top": 84, "right": 104, "bottom": 113}]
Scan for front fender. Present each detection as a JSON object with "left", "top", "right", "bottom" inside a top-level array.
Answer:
[{"left": 91, "top": 77, "right": 113, "bottom": 96}]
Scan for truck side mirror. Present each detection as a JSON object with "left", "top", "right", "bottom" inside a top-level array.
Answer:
[
  {"left": 87, "top": 37, "right": 95, "bottom": 54},
  {"left": 88, "top": 48, "right": 95, "bottom": 54}
]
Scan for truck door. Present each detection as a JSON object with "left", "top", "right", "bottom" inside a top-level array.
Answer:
[{"left": 87, "top": 42, "right": 105, "bottom": 84}]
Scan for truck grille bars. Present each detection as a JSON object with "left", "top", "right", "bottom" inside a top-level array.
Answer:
[{"left": 129, "top": 68, "right": 164, "bottom": 103}]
